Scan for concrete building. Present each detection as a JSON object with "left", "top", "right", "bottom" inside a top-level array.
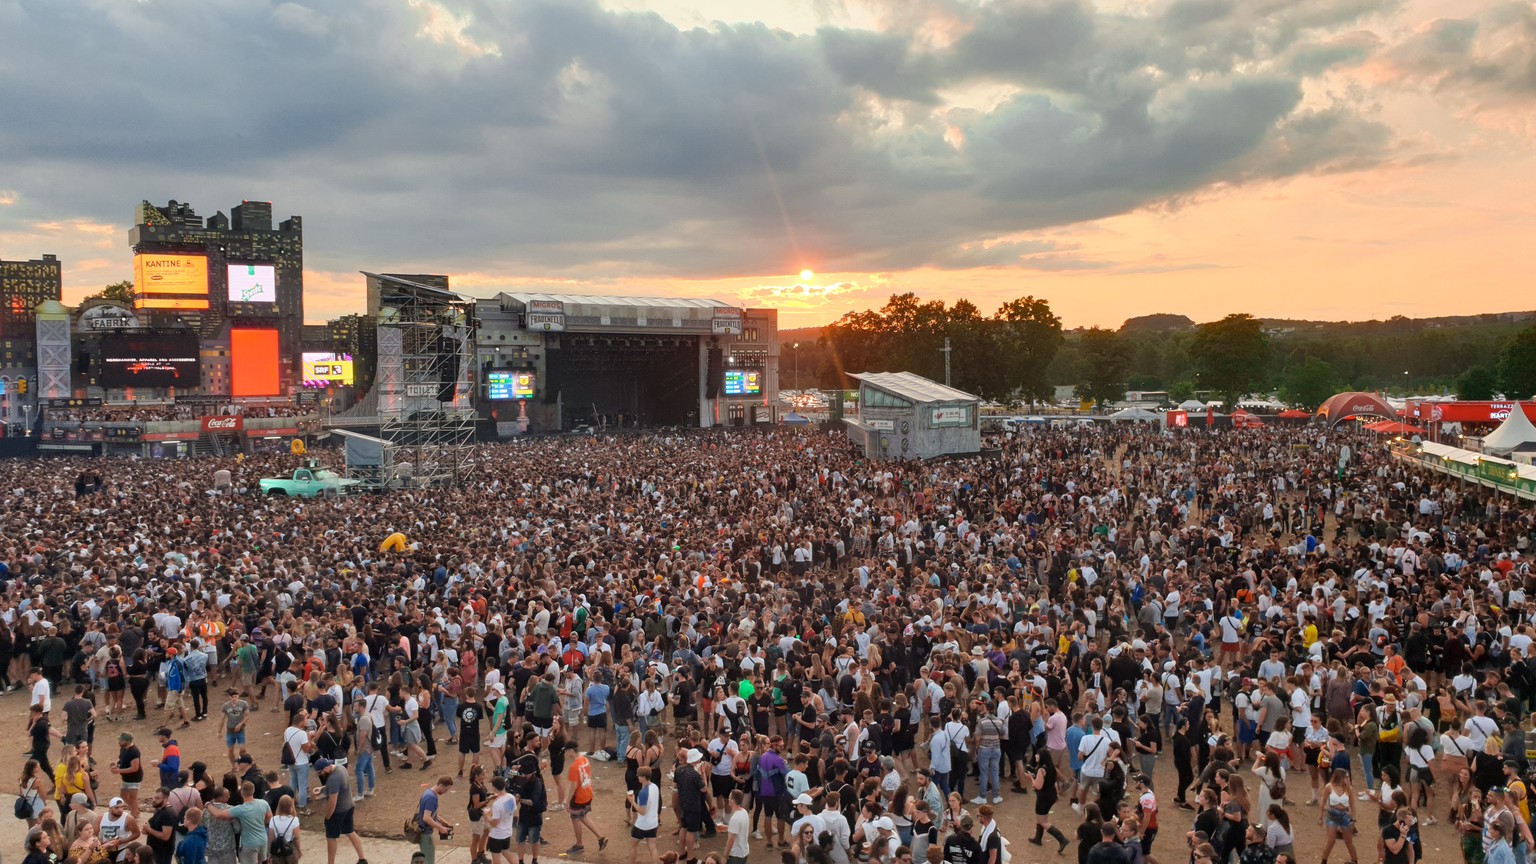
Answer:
[
  {"left": 844, "top": 371, "right": 981, "bottom": 460},
  {"left": 473, "top": 292, "right": 779, "bottom": 432}
]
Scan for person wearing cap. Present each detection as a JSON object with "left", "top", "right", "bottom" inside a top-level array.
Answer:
[
  {"left": 110, "top": 731, "right": 145, "bottom": 815},
  {"left": 96, "top": 794, "right": 142, "bottom": 858},
  {"left": 673, "top": 747, "right": 709, "bottom": 861},
  {"left": 62, "top": 791, "right": 96, "bottom": 845},
  {"left": 789, "top": 792, "right": 825, "bottom": 845},
  {"left": 313, "top": 757, "right": 368, "bottom": 864}
]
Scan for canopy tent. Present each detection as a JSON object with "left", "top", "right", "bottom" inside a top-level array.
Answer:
[
  {"left": 1480, "top": 402, "right": 1536, "bottom": 455},
  {"left": 1177, "top": 399, "right": 1206, "bottom": 411},
  {"left": 783, "top": 413, "right": 812, "bottom": 426},
  {"left": 1364, "top": 420, "right": 1427, "bottom": 435},
  {"left": 1315, "top": 391, "right": 1398, "bottom": 426},
  {"left": 1276, "top": 409, "right": 1312, "bottom": 419},
  {"left": 1108, "top": 407, "right": 1160, "bottom": 423},
  {"left": 1229, "top": 409, "right": 1265, "bottom": 428}
]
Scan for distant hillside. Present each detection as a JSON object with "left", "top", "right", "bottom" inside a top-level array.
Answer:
[
  {"left": 1120, "top": 314, "right": 1195, "bottom": 334},
  {"left": 780, "top": 326, "right": 825, "bottom": 343}
]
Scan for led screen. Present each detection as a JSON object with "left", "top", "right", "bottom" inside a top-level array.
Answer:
[
  {"left": 227, "top": 263, "right": 277, "bottom": 303},
  {"left": 100, "top": 330, "right": 202, "bottom": 388},
  {"left": 724, "top": 369, "right": 761, "bottom": 396},
  {"left": 301, "top": 352, "right": 354, "bottom": 387},
  {"left": 134, "top": 254, "right": 209, "bottom": 296},
  {"left": 231, "top": 329, "right": 281, "bottom": 396},
  {"left": 487, "top": 370, "right": 535, "bottom": 400}
]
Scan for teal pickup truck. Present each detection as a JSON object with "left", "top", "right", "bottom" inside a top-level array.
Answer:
[{"left": 258, "top": 466, "right": 360, "bottom": 497}]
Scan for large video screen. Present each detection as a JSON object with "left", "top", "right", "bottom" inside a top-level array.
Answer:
[
  {"left": 228, "top": 263, "right": 277, "bottom": 303},
  {"left": 134, "top": 254, "right": 208, "bottom": 296},
  {"left": 231, "top": 329, "right": 281, "bottom": 396},
  {"left": 487, "top": 370, "right": 535, "bottom": 400},
  {"left": 100, "top": 330, "right": 202, "bottom": 388},
  {"left": 301, "top": 352, "right": 354, "bottom": 388},
  {"left": 724, "top": 369, "right": 761, "bottom": 396}
]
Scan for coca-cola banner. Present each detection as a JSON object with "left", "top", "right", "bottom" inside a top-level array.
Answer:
[{"left": 200, "top": 415, "right": 244, "bottom": 433}]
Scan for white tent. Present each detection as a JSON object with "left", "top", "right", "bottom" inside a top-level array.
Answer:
[
  {"left": 1178, "top": 398, "right": 1206, "bottom": 411},
  {"left": 1108, "top": 407, "right": 1160, "bottom": 423},
  {"left": 1481, "top": 406, "right": 1536, "bottom": 456}
]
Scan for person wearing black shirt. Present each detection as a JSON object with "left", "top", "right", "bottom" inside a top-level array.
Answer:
[
  {"left": 1172, "top": 719, "right": 1195, "bottom": 808},
  {"left": 264, "top": 770, "right": 297, "bottom": 813},
  {"left": 943, "top": 815, "right": 982, "bottom": 864},
  {"left": 1382, "top": 812, "right": 1413, "bottom": 864},
  {"left": 458, "top": 686, "right": 484, "bottom": 776},
  {"left": 113, "top": 732, "right": 145, "bottom": 814},
  {"left": 1085, "top": 822, "right": 1129, "bottom": 864},
  {"left": 143, "top": 787, "right": 179, "bottom": 864}
]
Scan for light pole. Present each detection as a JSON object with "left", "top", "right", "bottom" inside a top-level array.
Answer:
[
  {"left": 792, "top": 342, "right": 800, "bottom": 392},
  {"left": 1403, "top": 370, "right": 1409, "bottom": 397}
]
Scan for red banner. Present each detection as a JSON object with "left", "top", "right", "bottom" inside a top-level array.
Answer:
[
  {"left": 1403, "top": 400, "right": 1536, "bottom": 424},
  {"left": 200, "top": 415, "right": 244, "bottom": 433}
]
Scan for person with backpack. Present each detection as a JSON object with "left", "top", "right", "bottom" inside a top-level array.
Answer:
[
  {"left": 516, "top": 761, "right": 548, "bottom": 864},
  {"left": 164, "top": 647, "right": 190, "bottom": 729},
  {"left": 267, "top": 794, "right": 303, "bottom": 864}
]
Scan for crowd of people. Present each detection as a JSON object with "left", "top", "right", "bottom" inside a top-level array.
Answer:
[
  {"left": 3, "top": 422, "right": 1535, "bottom": 864},
  {"left": 42, "top": 403, "right": 314, "bottom": 425}
]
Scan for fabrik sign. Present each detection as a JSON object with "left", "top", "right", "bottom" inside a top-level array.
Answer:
[{"left": 200, "top": 415, "right": 244, "bottom": 433}]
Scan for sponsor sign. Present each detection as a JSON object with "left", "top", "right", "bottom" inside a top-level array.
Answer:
[
  {"left": 134, "top": 254, "right": 208, "bottom": 295},
  {"left": 405, "top": 383, "right": 438, "bottom": 397},
  {"left": 1167, "top": 410, "right": 1189, "bottom": 428},
  {"left": 142, "top": 431, "right": 201, "bottom": 442},
  {"left": 711, "top": 318, "right": 743, "bottom": 335},
  {"left": 931, "top": 406, "right": 969, "bottom": 425},
  {"left": 866, "top": 418, "right": 895, "bottom": 431},
  {"left": 528, "top": 299, "right": 563, "bottom": 313},
  {"left": 526, "top": 312, "right": 565, "bottom": 332},
  {"left": 200, "top": 415, "right": 244, "bottom": 433}
]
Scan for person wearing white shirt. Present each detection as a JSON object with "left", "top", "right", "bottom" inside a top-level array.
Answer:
[
  {"left": 1075, "top": 717, "right": 1112, "bottom": 811},
  {"left": 487, "top": 777, "right": 518, "bottom": 862},
  {"left": 725, "top": 790, "right": 752, "bottom": 864},
  {"left": 628, "top": 770, "right": 662, "bottom": 861}
]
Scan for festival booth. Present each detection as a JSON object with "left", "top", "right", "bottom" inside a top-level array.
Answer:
[
  {"left": 1476, "top": 403, "right": 1536, "bottom": 458},
  {"left": 1108, "top": 407, "right": 1160, "bottom": 424},
  {"left": 844, "top": 371, "right": 981, "bottom": 460}
]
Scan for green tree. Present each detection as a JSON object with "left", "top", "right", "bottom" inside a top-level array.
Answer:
[
  {"left": 1279, "top": 356, "right": 1338, "bottom": 410},
  {"left": 1189, "top": 313, "right": 1270, "bottom": 407},
  {"left": 1457, "top": 365, "right": 1498, "bottom": 400},
  {"left": 81, "top": 279, "right": 134, "bottom": 305},
  {"left": 1073, "top": 327, "right": 1131, "bottom": 408},
  {"left": 994, "top": 296, "right": 1064, "bottom": 404},
  {"left": 1499, "top": 324, "right": 1536, "bottom": 399}
]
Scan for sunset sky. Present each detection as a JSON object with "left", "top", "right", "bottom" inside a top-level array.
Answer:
[{"left": 2, "top": 0, "right": 1534, "bottom": 329}]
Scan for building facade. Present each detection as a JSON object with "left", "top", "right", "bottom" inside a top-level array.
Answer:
[{"left": 128, "top": 199, "right": 303, "bottom": 394}]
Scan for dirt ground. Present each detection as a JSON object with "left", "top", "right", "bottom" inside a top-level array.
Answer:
[{"left": 9, "top": 683, "right": 1471, "bottom": 864}]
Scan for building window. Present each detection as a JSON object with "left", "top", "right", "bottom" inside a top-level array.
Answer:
[
  {"left": 727, "top": 403, "right": 746, "bottom": 422},
  {"left": 743, "top": 327, "right": 760, "bottom": 343}
]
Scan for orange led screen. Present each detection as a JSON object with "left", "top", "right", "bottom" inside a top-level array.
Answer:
[{"left": 231, "top": 328, "right": 280, "bottom": 396}]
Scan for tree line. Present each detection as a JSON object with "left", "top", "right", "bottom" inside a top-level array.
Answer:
[{"left": 809, "top": 297, "right": 1536, "bottom": 409}]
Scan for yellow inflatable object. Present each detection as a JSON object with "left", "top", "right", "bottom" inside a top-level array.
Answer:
[
  {"left": 379, "top": 532, "right": 408, "bottom": 553},
  {"left": 290, "top": 439, "right": 307, "bottom": 456}
]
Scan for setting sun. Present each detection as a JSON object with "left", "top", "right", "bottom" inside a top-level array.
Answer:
[{"left": 799, "top": 269, "right": 814, "bottom": 282}]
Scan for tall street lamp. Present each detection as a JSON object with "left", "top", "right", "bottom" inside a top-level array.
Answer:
[{"left": 792, "top": 342, "right": 800, "bottom": 392}]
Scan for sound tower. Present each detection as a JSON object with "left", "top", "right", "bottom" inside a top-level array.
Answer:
[
  {"left": 435, "top": 330, "right": 461, "bottom": 402},
  {"left": 706, "top": 347, "right": 724, "bottom": 399}
]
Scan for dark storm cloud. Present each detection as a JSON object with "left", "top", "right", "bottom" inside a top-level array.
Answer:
[{"left": 0, "top": 0, "right": 1409, "bottom": 278}]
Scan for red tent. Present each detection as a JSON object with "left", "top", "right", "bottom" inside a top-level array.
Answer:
[
  {"left": 1230, "top": 409, "right": 1265, "bottom": 428},
  {"left": 1276, "top": 409, "right": 1311, "bottom": 419}
]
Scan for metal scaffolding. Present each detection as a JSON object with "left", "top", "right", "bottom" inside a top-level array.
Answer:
[{"left": 368, "top": 273, "right": 478, "bottom": 488}]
